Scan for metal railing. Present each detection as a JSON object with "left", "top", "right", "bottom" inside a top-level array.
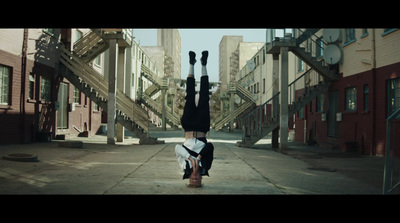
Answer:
[
  {"left": 59, "top": 44, "right": 149, "bottom": 133},
  {"left": 242, "top": 92, "right": 280, "bottom": 139},
  {"left": 240, "top": 66, "right": 326, "bottom": 142},
  {"left": 383, "top": 107, "right": 400, "bottom": 194},
  {"left": 294, "top": 28, "right": 339, "bottom": 76}
]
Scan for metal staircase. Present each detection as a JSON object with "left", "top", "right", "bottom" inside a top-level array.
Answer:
[
  {"left": 213, "top": 82, "right": 256, "bottom": 131},
  {"left": 139, "top": 63, "right": 181, "bottom": 128},
  {"left": 141, "top": 94, "right": 180, "bottom": 128},
  {"left": 58, "top": 29, "right": 162, "bottom": 144},
  {"left": 73, "top": 30, "right": 108, "bottom": 63},
  {"left": 237, "top": 79, "right": 331, "bottom": 147},
  {"left": 236, "top": 28, "right": 338, "bottom": 147}
]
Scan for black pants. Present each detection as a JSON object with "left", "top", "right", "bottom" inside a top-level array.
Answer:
[
  {"left": 180, "top": 76, "right": 213, "bottom": 179},
  {"left": 180, "top": 76, "right": 210, "bottom": 133}
]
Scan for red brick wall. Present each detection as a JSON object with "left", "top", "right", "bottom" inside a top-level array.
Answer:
[
  {"left": 374, "top": 62, "right": 400, "bottom": 156},
  {"left": 0, "top": 49, "right": 103, "bottom": 144},
  {"left": 332, "top": 70, "right": 375, "bottom": 154},
  {"left": 0, "top": 50, "right": 25, "bottom": 143},
  {"left": 65, "top": 83, "right": 102, "bottom": 137},
  {"left": 294, "top": 62, "right": 400, "bottom": 156}
]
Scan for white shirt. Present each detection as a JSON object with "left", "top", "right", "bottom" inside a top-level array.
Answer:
[{"left": 175, "top": 138, "right": 206, "bottom": 171}]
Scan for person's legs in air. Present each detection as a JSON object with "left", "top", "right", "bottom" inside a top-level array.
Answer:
[
  {"left": 181, "top": 51, "right": 197, "bottom": 132},
  {"left": 196, "top": 51, "right": 213, "bottom": 176},
  {"left": 197, "top": 50, "right": 211, "bottom": 134}
]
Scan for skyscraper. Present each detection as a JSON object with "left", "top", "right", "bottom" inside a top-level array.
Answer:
[{"left": 157, "top": 29, "right": 181, "bottom": 79}]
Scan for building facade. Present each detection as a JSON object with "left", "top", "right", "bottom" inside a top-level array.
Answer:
[
  {"left": 0, "top": 28, "right": 104, "bottom": 143},
  {"left": 293, "top": 28, "right": 400, "bottom": 156},
  {"left": 0, "top": 28, "right": 167, "bottom": 144},
  {"left": 233, "top": 28, "right": 400, "bottom": 157},
  {"left": 157, "top": 29, "right": 181, "bottom": 79},
  {"left": 219, "top": 36, "right": 243, "bottom": 86}
]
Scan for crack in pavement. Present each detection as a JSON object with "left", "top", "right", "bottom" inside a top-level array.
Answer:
[
  {"left": 102, "top": 143, "right": 171, "bottom": 194},
  {"left": 223, "top": 144, "right": 287, "bottom": 194}
]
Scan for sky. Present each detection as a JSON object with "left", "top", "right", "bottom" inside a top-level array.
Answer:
[{"left": 133, "top": 29, "right": 267, "bottom": 83}]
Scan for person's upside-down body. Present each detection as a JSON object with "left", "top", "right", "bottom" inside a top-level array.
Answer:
[{"left": 175, "top": 50, "right": 214, "bottom": 187}]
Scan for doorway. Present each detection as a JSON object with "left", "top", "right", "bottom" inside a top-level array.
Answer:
[
  {"left": 328, "top": 91, "right": 339, "bottom": 137},
  {"left": 57, "top": 82, "right": 68, "bottom": 129}
]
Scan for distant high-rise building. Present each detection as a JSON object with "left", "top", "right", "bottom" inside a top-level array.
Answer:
[
  {"left": 219, "top": 36, "right": 243, "bottom": 85},
  {"left": 157, "top": 29, "right": 181, "bottom": 79}
]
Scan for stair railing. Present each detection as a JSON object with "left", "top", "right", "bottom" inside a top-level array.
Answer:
[
  {"left": 295, "top": 29, "right": 331, "bottom": 71},
  {"left": 242, "top": 92, "right": 280, "bottom": 139},
  {"left": 59, "top": 44, "right": 150, "bottom": 133},
  {"left": 240, "top": 66, "right": 324, "bottom": 142},
  {"left": 383, "top": 107, "right": 400, "bottom": 194}
]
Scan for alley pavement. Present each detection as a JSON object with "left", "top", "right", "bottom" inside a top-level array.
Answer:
[{"left": 0, "top": 128, "right": 396, "bottom": 194}]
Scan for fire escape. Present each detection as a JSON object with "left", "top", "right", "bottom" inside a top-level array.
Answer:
[
  {"left": 58, "top": 29, "right": 163, "bottom": 144},
  {"left": 237, "top": 29, "right": 339, "bottom": 148}
]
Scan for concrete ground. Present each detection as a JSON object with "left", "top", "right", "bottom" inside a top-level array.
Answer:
[{"left": 0, "top": 128, "right": 397, "bottom": 195}]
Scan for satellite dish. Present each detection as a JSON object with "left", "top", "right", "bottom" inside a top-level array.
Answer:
[
  {"left": 323, "top": 29, "right": 340, "bottom": 43},
  {"left": 246, "top": 60, "right": 256, "bottom": 71},
  {"left": 323, "top": 44, "right": 341, "bottom": 65}
]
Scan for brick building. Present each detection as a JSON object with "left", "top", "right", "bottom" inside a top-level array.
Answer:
[
  {"left": 0, "top": 29, "right": 102, "bottom": 144},
  {"left": 291, "top": 29, "right": 400, "bottom": 156},
  {"left": 233, "top": 29, "right": 400, "bottom": 157}
]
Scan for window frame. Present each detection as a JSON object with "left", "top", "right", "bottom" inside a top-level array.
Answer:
[
  {"left": 343, "top": 28, "right": 356, "bottom": 47},
  {"left": 345, "top": 86, "right": 357, "bottom": 111},
  {"left": 0, "top": 64, "right": 11, "bottom": 106},
  {"left": 40, "top": 76, "right": 51, "bottom": 102},
  {"left": 387, "top": 78, "right": 400, "bottom": 117}
]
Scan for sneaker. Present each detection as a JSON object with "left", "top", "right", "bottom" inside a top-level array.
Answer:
[
  {"left": 189, "top": 51, "right": 196, "bottom": 65},
  {"left": 201, "top": 50, "right": 208, "bottom": 66}
]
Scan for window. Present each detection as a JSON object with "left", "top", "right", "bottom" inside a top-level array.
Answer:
[
  {"left": 94, "top": 55, "right": 101, "bottom": 66},
  {"left": 297, "top": 58, "right": 304, "bottom": 72},
  {"left": 0, "top": 65, "right": 11, "bottom": 105},
  {"left": 40, "top": 76, "right": 51, "bottom": 102},
  {"left": 76, "top": 30, "right": 82, "bottom": 42},
  {"left": 388, "top": 78, "right": 400, "bottom": 116},
  {"left": 316, "top": 37, "right": 324, "bottom": 58},
  {"left": 263, "top": 78, "right": 265, "bottom": 93},
  {"left": 298, "top": 107, "right": 304, "bottom": 118},
  {"left": 361, "top": 29, "right": 368, "bottom": 38},
  {"left": 345, "top": 87, "right": 357, "bottom": 111},
  {"left": 364, "top": 84, "right": 369, "bottom": 112},
  {"left": 93, "top": 101, "right": 99, "bottom": 111},
  {"left": 307, "top": 38, "right": 312, "bottom": 54},
  {"left": 317, "top": 93, "right": 324, "bottom": 112},
  {"left": 382, "top": 29, "right": 398, "bottom": 36},
  {"left": 29, "top": 73, "right": 35, "bottom": 99},
  {"left": 344, "top": 29, "right": 356, "bottom": 45},
  {"left": 74, "top": 86, "right": 81, "bottom": 104},
  {"left": 262, "top": 49, "right": 265, "bottom": 64},
  {"left": 43, "top": 28, "right": 55, "bottom": 36}
]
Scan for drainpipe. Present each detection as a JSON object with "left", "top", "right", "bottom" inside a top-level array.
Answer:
[
  {"left": 371, "top": 29, "right": 377, "bottom": 156},
  {"left": 20, "top": 28, "right": 28, "bottom": 143}
]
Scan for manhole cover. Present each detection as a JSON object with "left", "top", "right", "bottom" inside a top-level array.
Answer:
[
  {"left": 3, "top": 153, "right": 38, "bottom": 162},
  {"left": 308, "top": 167, "right": 336, "bottom": 172}
]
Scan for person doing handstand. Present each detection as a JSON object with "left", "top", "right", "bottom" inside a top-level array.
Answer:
[{"left": 175, "top": 50, "right": 214, "bottom": 187}]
